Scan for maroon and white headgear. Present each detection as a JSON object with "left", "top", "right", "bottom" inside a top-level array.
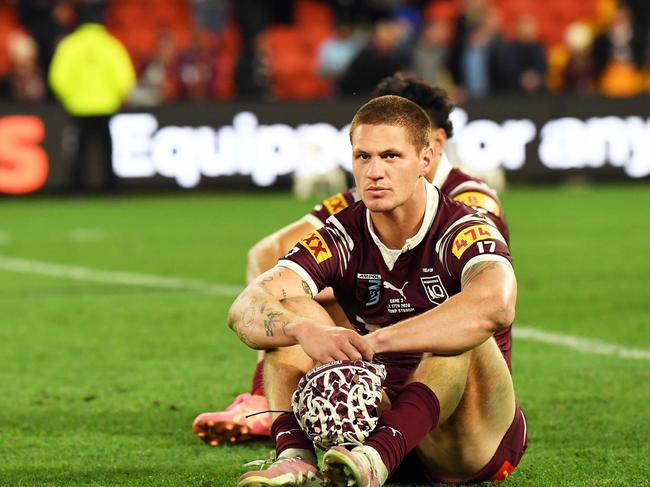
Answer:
[{"left": 291, "top": 360, "right": 386, "bottom": 449}]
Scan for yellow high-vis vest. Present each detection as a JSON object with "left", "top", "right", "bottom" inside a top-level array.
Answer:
[{"left": 49, "top": 23, "right": 136, "bottom": 116}]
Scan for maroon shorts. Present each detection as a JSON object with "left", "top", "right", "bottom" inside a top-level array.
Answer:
[{"left": 391, "top": 406, "right": 528, "bottom": 485}]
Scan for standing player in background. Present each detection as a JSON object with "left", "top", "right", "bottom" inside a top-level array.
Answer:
[
  {"left": 231, "top": 95, "right": 526, "bottom": 486},
  {"left": 193, "top": 74, "right": 512, "bottom": 446}
]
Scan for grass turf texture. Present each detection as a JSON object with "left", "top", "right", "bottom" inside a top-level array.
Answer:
[{"left": 0, "top": 184, "right": 649, "bottom": 486}]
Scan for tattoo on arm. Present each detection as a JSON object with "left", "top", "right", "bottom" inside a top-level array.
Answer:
[
  {"left": 264, "top": 311, "right": 283, "bottom": 337},
  {"left": 241, "top": 304, "right": 256, "bottom": 328},
  {"left": 232, "top": 321, "right": 261, "bottom": 348},
  {"left": 302, "top": 280, "right": 313, "bottom": 298},
  {"left": 260, "top": 268, "right": 284, "bottom": 288},
  {"left": 461, "top": 262, "right": 499, "bottom": 288}
]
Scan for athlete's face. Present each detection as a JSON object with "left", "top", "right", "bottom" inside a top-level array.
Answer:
[{"left": 351, "top": 124, "right": 432, "bottom": 213}]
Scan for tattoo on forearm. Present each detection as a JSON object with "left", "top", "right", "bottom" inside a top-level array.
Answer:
[
  {"left": 238, "top": 330, "right": 260, "bottom": 348},
  {"left": 231, "top": 320, "right": 260, "bottom": 348},
  {"left": 302, "top": 280, "right": 313, "bottom": 298},
  {"left": 241, "top": 304, "right": 256, "bottom": 328},
  {"left": 264, "top": 311, "right": 283, "bottom": 337},
  {"left": 461, "top": 262, "right": 499, "bottom": 288}
]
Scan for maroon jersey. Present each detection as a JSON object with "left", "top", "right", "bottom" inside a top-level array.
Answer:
[
  {"left": 280, "top": 182, "right": 513, "bottom": 376},
  {"left": 302, "top": 157, "right": 512, "bottom": 368},
  {"left": 304, "top": 156, "right": 509, "bottom": 245}
]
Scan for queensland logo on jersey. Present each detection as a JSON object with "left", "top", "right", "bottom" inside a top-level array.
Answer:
[
  {"left": 452, "top": 224, "right": 493, "bottom": 259},
  {"left": 323, "top": 193, "right": 349, "bottom": 216},
  {"left": 453, "top": 191, "right": 500, "bottom": 216},
  {"left": 356, "top": 273, "right": 383, "bottom": 307},
  {"left": 299, "top": 231, "right": 332, "bottom": 263},
  {"left": 420, "top": 275, "right": 448, "bottom": 305}
]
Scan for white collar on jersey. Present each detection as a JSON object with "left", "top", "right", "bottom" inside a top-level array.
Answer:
[
  {"left": 366, "top": 179, "right": 439, "bottom": 271},
  {"left": 431, "top": 153, "right": 453, "bottom": 189}
]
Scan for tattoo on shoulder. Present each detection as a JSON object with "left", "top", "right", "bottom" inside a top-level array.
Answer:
[
  {"left": 461, "top": 261, "right": 500, "bottom": 288},
  {"left": 301, "top": 280, "right": 313, "bottom": 298}
]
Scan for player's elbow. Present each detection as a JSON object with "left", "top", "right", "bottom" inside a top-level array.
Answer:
[
  {"left": 227, "top": 289, "right": 251, "bottom": 334},
  {"left": 487, "top": 283, "right": 516, "bottom": 332},
  {"left": 226, "top": 295, "right": 241, "bottom": 333},
  {"left": 227, "top": 286, "right": 267, "bottom": 350}
]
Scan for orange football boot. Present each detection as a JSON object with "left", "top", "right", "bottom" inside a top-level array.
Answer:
[{"left": 192, "top": 393, "right": 272, "bottom": 446}]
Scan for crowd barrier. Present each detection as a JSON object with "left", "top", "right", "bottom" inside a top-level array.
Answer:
[{"left": 1, "top": 95, "right": 649, "bottom": 194}]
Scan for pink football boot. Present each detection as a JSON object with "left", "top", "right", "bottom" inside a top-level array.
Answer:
[{"left": 192, "top": 393, "right": 271, "bottom": 446}]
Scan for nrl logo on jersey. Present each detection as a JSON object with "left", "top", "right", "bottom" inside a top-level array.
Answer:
[
  {"left": 356, "top": 273, "right": 383, "bottom": 307},
  {"left": 420, "top": 275, "right": 448, "bottom": 305}
]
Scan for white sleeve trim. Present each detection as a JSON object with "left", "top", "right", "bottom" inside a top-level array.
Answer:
[
  {"left": 460, "top": 254, "right": 513, "bottom": 284},
  {"left": 277, "top": 259, "right": 319, "bottom": 297},
  {"left": 301, "top": 214, "right": 324, "bottom": 228}
]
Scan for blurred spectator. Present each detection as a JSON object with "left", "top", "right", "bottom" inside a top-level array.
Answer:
[
  {"left": 18, "top": 0, "right": 75, "bottom": 87},
  {"left": 449, "top": 0, "right": 489, "bottom": 89},
  {"left": 338, "top": 19, "right": 411, "bottom": 95},
  {"left": 411, "top": 18, "right": 453, "bottom": 91},
  {"left": 48, "top": 5, "right": 135, "bottom": 192},
  {"left": 191, "top": 0, "right": 231, "bottom": 33},
  {"left": 131, "top": 30, "right": 180, "bottom": 106},
  {"left": 563, "top": 22, "right": 596, "bottom": 93},
  {"left": 593, "top": 3, "right": 645, "bottom": 97},
  {"left": 625, "top": 0, "right": 650, "bottom": 61},
  {"left": 391, "top": 1, "right": 423, "bottom": 53},
  {"left": 316, "top": 23, "right": 365, "bottom": 80},
  {"left": 232, "top": 0, "right": 293, "bottom": 97},
  {"left": 178, "top": 28, "right": 216, "bottom": 101},
  {"left": 0, "top": 30, "right": 45, "bottom": 101},
  {"left": 459, "top": 9, "right": 511, "bottom": 99},
  {"left": 510, "top": 15, "right": 547, "bottom": 94}
]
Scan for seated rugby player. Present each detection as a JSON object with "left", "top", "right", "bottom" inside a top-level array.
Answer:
[
  {"left": 193, "top": 74, "right": 513, "bottom": 446},
  {"left": 229, "top": 95, "right": 526, "bottom": 486}
]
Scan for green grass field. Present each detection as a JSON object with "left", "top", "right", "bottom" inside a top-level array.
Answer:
[{"left": 1, "top": 184, "right": 649, "bottom": 486}]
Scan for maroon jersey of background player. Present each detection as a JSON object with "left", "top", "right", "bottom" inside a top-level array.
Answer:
[{"left": 279, "top": 182, "right": 512, "bottom": 389}]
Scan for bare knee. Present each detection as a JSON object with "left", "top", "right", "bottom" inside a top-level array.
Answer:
[
  {"left": 264, "top": 345, "right": 314, "bottom": 416},
  {"left": 408, "top": 352, "right": 472, "bottom": 424},
  {"left": 265, "top": 344, "right": 314, "bottom": 374}
]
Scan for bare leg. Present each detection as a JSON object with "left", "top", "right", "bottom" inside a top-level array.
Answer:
[
  {"left": 264, "top": 297, "right": 336, "bottom": 421},
  {"left": 412, "top": 338, "right": 516, "bottom": 479}
]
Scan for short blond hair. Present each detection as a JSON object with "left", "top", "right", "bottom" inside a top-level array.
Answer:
[{"left": 349, "top": 95, "right": 432, "bottom": 153}]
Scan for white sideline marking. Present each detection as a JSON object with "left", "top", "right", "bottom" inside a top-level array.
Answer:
[
  {"left": 1, "top": 254, "right": 649, "bottom": 361},
  {"left": 514, "top": 326, "right": 650, "bottom": 360},
  {"left": 0, "top": 255, "right": 242, "bottom": 297}
]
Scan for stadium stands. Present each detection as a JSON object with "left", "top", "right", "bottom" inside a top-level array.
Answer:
[{"left": 0, "top": 0, "right": 647, "bottom": 101}]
